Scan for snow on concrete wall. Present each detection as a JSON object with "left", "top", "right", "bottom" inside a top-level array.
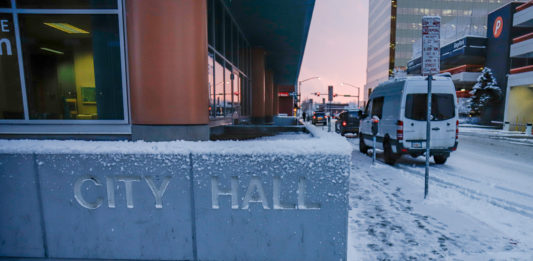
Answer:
[{"left": 0, "top": 133, "right": 351, "bottom": 260}]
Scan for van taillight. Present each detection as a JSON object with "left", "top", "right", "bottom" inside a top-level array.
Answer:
[
  {"left": 456, "top": 120, "right": 459, "bottom": 139},
  {"left": 397, "top": 120, "right": 404, "bottom": 140},
  {"left": 342, "top": 121, "right": 347, "bottom": 126}
]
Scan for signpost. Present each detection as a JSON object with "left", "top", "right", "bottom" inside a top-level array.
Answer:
[
  {"left": 327, "top": 86, "right": 333, "bottom": 132},
  {"left": 421, "top": 16, "right": 441, "bottom": 199}
]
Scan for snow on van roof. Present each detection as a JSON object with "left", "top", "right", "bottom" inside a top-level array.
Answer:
[{"left": 379, "top": 75, "right": 452, "bottom": 86}]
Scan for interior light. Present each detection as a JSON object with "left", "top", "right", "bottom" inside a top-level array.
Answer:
[
  {"left": 40, "top": 47, "right": 64, "bottom": 55},
  {"left": 44, "top": 23, "right": 89, "bottom": 34}
]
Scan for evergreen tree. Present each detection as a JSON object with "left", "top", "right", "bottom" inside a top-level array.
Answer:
[{"left": 469, "top": 67, "right": 502, "bottom": 116}]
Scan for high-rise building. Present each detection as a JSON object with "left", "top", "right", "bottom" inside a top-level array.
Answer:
[{"left": 365, "top": 0, "right": 515, "bottom": 100}]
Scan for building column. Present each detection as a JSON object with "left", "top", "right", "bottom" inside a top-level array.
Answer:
[
  {"left": 265, "top": 70, "right": 274, "bottom": 123},
  {"left": 273, "top": 84, "right": 279, "bottom": 116},
  {"left": 126, "top": 0, "right": 209, "bottom": 141},
  {"left": 251, "top": 48, "right": 266, "bottom": 124}
]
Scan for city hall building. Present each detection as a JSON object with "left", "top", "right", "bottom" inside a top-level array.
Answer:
[{"left": 0, "top": 0, "right": 315, "bottom": 141}]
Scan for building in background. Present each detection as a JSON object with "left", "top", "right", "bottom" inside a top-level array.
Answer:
[
  {"left": 0, "top": 0, "right": 315, "bottom": 141},
  {"left": 504, "top": 1, "right": 533, "bottom": 131},
  {"left": 406, "top": 1, "right": 532, "bottom": 126},
  {"left": 365, "top": 0, "right": 515, "bottom": 101}
]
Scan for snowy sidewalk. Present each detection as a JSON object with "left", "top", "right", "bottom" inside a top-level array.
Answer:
[
  {"left": 459, "top": 125, "right": 533, "bottom": 146},
  {"left": 300, "top": 122, "right": 533, "bottom": 260}
]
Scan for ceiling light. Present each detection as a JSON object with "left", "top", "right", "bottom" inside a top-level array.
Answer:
[
  {"left": 44, "top": 23, "right": 89, "bottom": 34},
  {"left": 40, "top": 47, "right": 64, "bottom": 55}
]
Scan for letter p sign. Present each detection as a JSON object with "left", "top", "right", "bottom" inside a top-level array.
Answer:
[{"left": 493, "top": 17, "right": 503, "bottom": 39}]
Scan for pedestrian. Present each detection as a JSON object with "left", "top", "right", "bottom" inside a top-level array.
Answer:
[{"left": 302, "top": 112, "right": 307, "bottom": 122}]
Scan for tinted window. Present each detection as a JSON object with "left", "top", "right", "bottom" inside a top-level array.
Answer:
[
  {"left": 0, "top": 0, "right": 10, "bottom": 7},
  {"left": 371, "top": 97, "right": 384, "bottom": 119},
  {"left": 16, "top": 0, "right": 117, "bottom": 9},
  {"left": 0, "top": 14, "right": 24, "bottom": 119},
  {"left": 405, "top": 94, "right": 455, "bottom": 121},
  {"left": 315, "top": 112, "right": 325, "bottom": 117},
  {"left": 348, "top": 111, "right": 358, "bottom": 119}
]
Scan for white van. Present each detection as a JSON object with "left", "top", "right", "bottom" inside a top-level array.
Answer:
[{"left": 359, "top": 75, "right": 458, "bottom": 165}]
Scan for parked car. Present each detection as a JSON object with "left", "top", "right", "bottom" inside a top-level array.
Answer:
[
  {"left": 312, "top": 111, "right": 327, "bottom": 125},
  {"left": 335, "top": 110, "right": 360, "bottom": 136},
  {"left": 358, "top": 75, "right": 459, "bottom": 165}
]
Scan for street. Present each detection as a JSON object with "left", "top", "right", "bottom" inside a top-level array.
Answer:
[{"left": 346, "top": 131, "right": 533, "bottom": 260}]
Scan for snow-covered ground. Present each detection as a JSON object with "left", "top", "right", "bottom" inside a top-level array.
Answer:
[
  {"left": 344, "top": 131, "right": 533, "bottom": 260},
  {"left": 459, "top": 126, "right": 533, "bottom": 146}
]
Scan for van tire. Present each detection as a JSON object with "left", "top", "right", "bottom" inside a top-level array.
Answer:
[
  {"left": 434, "top": 155, "right": 448, "bottom": 164},
  {"left": 359, "top": 135, "right": 368, "bottom": 154},
  {"left": 383, "top": 140, "right": 398, "bottom": 165}
]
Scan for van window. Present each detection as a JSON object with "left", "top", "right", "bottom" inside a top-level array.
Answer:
[
  {"left": 371, "top": 97, "right": 384, "bottom": 119},
  {"left": 405, "top": 94, "right": 455, "bottom": 121}
]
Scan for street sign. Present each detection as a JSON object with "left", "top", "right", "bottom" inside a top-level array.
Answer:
[
  {"left": 421, "top": 16, "right": 440, "bottom": 199},
  {"left": 421, "top": 16, "right": 441, "bottom": 76},
  {"left": 328, "top": 86, "right": 333, "bottom": 102}
]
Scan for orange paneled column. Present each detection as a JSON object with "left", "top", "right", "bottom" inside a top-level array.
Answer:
[
  {"left": 251, "top": 48, "right": 266, "bottom": 124},
  {"left": 126, "top": 0, "right": 209, "bottom": 140},
  {"left": 265, "top": 70, "right": 274, "bottom": 123}
]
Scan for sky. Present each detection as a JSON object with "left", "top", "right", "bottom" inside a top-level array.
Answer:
[{"left": 299, "top": 0, "right": 369, "bottom": 106}]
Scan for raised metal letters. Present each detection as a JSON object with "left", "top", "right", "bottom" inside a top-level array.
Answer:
[
  {"left": 117, "top": 176, "right": 141, "bottom": 208},
  {"left": 273, "top": 176, "right": 295, "bottom": 210},
  {"left": 211, "top": 176, "right": 239, "bottom": 209},
  {"left": 74, "top": 175, "right": 103, "bottom": 209},
  {"left": 144, "top": 176, "right": 171, "bottom": 209},
  {"left": 297, "top": 177, "right": 320, "bottom": 210},
  {"left": 242, "top": 177, "right": 270, "bottom": 210}
]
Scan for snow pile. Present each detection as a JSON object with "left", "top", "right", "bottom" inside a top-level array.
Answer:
[{"left": 0, "top": 128, "right": 352, "bottom": 156}]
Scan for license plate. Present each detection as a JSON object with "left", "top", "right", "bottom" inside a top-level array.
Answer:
[
  {"left": 412, "top": 141, "right": 422, "bottom": 148},
  {"left": 318, "top": 117, "right": 323, "bottom": 120}
]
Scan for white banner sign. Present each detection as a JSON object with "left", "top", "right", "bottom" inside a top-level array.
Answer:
[{"left": 421, "top": 16, "right": 441, "bottom": 75}]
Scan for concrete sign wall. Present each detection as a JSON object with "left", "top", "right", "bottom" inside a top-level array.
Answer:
[{"left": 0, "top": 137, "right": 351, "bottom": 261}]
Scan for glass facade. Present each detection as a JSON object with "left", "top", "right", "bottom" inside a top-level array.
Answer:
[
  {"left": 207, "top": 0, "right": 251, "bottom": 119},
  {"left": 366, "top": 0, "right": 513, "bottom": 99},
  {"left": 0, "top": 0, "right": 126, "bottom": 122}
]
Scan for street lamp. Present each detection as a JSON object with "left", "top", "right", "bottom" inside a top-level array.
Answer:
[
  {"left": 298, "top": 76, "right": 320, "bottom": 116},
  {"left": 340, "top": 82, "right": 361, "bottom": 108}
]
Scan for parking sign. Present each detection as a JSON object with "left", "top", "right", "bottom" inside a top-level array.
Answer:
[{"left": 421, "top": 16, "right": 441, "bottom": 76}]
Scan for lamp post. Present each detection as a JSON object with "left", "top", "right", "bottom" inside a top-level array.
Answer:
[
  {"left": 340, "top": 82, "right": 361, "bottom": 108},
  {"left": 298, "top": 76, "right": 320, "bottom": 117}
]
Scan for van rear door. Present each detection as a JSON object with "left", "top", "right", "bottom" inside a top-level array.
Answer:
[{"left": 403, "top": 93, "right": 456, "bottom": 149}]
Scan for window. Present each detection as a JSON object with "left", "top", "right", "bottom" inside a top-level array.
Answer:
[
  {"left": 20, "top": 14, "right": 123, "bottom": 120},
  {"left": 0, "top": 0, "right": 10, "bottom": 7},
  {"left": 0, "top": 1, "right": 126, "bottom": 123},
  {"left": 405, "top": 94, "right": 455, "bottom": 121},
  {"left": 208, "top": 51, "right": 214, "bottom": 117},
  {"left": 371, "top": 97, "right": 384, "bottom": 119},
  {"left": 207, "top": 0, "right": 250, "bottom": 118},
  {"left": 16, "top": 0, "right": 117, "bottom": 9},
  {"left": 0, "top": 14, "right": 23, "bottom": 119}
]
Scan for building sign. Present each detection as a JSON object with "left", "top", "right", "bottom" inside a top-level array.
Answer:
[
  {"left": 0, "top": 18, "right": 13, "bottom": 56},
  {"left": 421, "top": 16, "right": 441, "bottom": 76},
  {"left": 493, "top": 16, "right": 503, "bottom": 38},
  {"left": 278, "top": 91, "right": 289, "bottom": 97},
  {"left": 72, "top": 175, "right": 321, "bottom": 210}
]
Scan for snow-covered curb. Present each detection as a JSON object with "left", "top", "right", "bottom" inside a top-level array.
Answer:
[{"left": 0, "top": 126, "right": 352, "bottom": 156}]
